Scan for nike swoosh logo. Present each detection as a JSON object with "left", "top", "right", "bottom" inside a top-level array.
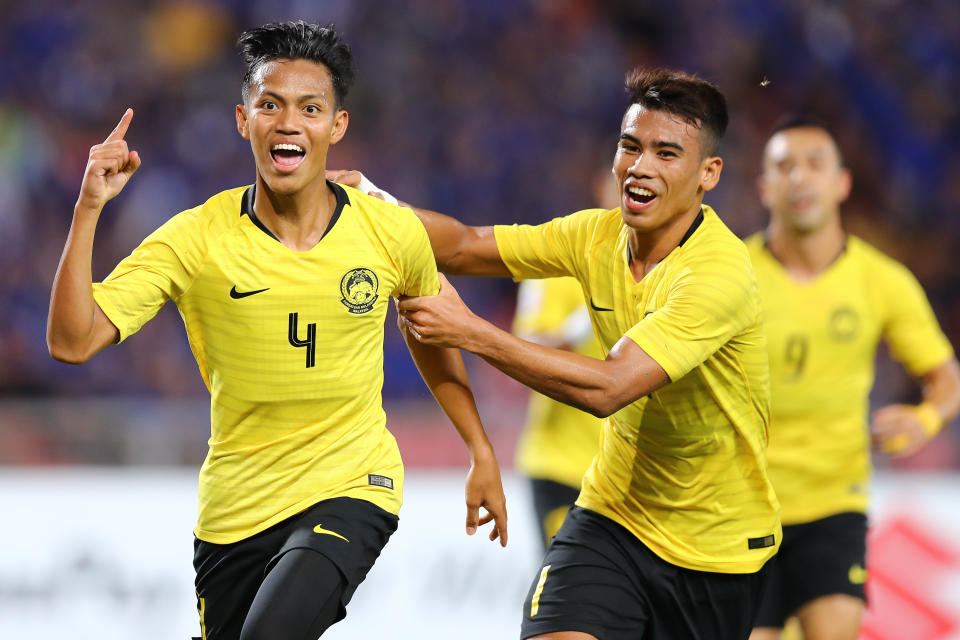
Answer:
[
  {"left": 229, "top": 286, "right": 269, "bottom": 299},
  {"left": 589, "top": 298, "right": 613, "bottom": 312},
  {"left": 313, "top": 523, "right": 349, "bottom": 542}
]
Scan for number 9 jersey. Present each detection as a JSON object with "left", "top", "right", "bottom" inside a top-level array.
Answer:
[
  {"left": 92, "top": 182, "right": 440, "bottom": 543},
  {"left": 745, "top": 233, "right": 954, "bottom": 525}
]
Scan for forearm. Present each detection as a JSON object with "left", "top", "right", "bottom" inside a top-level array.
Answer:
[
  {"left": 461, "top": 317, "right": 657, "bottom": 418},
  {"left": 47, "top": 205, "right": 104, "bottom": 361},
  {"left": 407, "top": 206, "right": 511, "bottom": 277},
  {"left": 402, "top": 324, "right": 495, "bottom": 458}
]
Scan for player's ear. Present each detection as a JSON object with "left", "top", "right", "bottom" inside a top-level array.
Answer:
[
  {"left": 236, "top": 104, "right": 250, "bottom": 140},
  {"left": 699, "top": 155, "right": 723, "bottom": 192},
  {"left": 836, "top": 167, "right": 852, "bottom": 204},
  {"left": 329, "top": 109, "right": 349, "bottom": 146},
  {"left": 756, "top": 174, "right": 772, "bottom": 208}
]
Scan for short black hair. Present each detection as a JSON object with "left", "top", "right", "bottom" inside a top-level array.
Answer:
[
  {"left": 237, "top": 21, "right": 354, "bottom": 108},
  {"left": 624, "top": 68, "right": 728, "bottom": 156},
  {"left": 769, "top": 114, "right": 845, "bottom": 166}
]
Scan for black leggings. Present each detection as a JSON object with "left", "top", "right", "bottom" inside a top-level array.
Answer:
[{"left": 239, "top": 548, "right": 345, "bottom": 640}]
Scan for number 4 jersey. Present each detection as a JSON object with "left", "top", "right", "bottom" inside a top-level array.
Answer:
[
  {"left": 746, "top": 233, "right": 953, "bottom": 525},
  {"left": 93, "top": 182, "right": 440, "bottom": 543}
]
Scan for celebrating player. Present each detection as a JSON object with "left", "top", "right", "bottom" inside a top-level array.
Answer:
[
  {"left": 340, "top": 67, "right": 781, "bottom": 640},
  {"left": 46, "top": 21, "right": 507, "bottom": 640},
  {"left": 747, "top": 117, "right": 960, "bottom": 640}
]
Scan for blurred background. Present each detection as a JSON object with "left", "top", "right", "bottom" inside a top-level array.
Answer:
[{"left": 2, "top": 0, "right": 960, "bottom": 638}]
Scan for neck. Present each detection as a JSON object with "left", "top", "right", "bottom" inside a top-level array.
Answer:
[
  {"left": 626, "top": 203, "right": 701, "bottom": 282},
  {"left": 766, "top": 214, "right": 844, "bottom": 281},
  {"left": 253, "top": 176, "right": 335, "bottom": 251}
]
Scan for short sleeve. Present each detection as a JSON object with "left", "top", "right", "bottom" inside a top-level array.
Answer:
[
  {"left": 878, "top": 261, "right": 954, "bottom": 375},
  {"left": 494, "top": 209, "right": 601, "bottom": 282},
  {"left": 92, "top": 211, "right": 203, "bottom": 342},
  {"left": 394, "top": 210, "right": 440, "bottom": 297},
  {"left": 625, "top": 256, "right": 758, "bottom": 382}
]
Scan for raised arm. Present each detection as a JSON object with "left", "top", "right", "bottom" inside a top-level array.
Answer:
[
  {"left": 327, "top": 169, "right": 511, "bottom": 277},
  {"left": 399, "top": 276, "right": 670, "bottom": 418},
  {"left": 47, "top": 109, "right": 141, "bottom": 363},
  {"left": 399, "top": 314, "right": 508, "bottom": 546},
  {"left": 872, "top": 357, "right": 960, "bottom": 456}
]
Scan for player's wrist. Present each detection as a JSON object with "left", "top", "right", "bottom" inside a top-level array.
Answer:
[
  {"left": 355, "top": 173, "right": 399, "bottom": 206},
  {"left": 74, "top": 199, "right": 105, "bottom": 219},
  {"left": 913, "top": 402, "right": 943, "bottom": 437}
]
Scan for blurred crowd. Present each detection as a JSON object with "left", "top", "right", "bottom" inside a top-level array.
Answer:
[{"left": 2, "top": 0, "right": 959, "bottom": 465}]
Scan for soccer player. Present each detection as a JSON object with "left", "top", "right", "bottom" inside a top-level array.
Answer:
[
  {"left": 747, "top": 117, "right": 960, "bottom": 640},
  {"left": 512, "top": 276, "right": 603, "bottom": 549},
  {"left": 344, "top": 68, "right": 781, "bottom": 639},
  {"left": 46, "top": 21, "right": 507, "bottom": 640}
]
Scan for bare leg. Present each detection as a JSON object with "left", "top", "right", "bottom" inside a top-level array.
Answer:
[{"left": 794, "top": 594, "right": 864, "bottom": 640}]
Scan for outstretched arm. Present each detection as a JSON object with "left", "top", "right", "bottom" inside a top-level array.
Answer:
[
  {"left": 399, "top": 276, "right": 669, "bottom": 418},
  {"left": 399, "top": 311, "right": 508, "bottom": 546},
  {"left": 47, "top": 109, "right": 141, "bottom": 363},
  {"left": 872, "top": 357, "right": 960, "bottom": 456},
  {"left": 327, "top": 169, "right": 511, "bottom": 277}
]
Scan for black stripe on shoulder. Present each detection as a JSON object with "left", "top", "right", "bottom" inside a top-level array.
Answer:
[{"left": 678, "top": 207, "right": 705, "bottom": 247}]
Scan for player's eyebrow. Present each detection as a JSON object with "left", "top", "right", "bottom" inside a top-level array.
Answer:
[
  {"left": 262, "top": 91, "right": 327, "bottom": 103},
  {"left": 619, "top": 133, "right": 685, "bottom": 153}
]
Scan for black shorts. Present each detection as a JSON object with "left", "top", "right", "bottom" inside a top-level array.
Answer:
[
  {"left": 753, "top": 511, "right": 867, "bottom": 628},
  {"left": 520, "top": 506, "right": 768, "bottom": 640},
  {"left": 529, "top": 477, "right": 581, "bottom": 549},
  {"left": 193, "top": 497, "right": 398, "bottom": 640}
]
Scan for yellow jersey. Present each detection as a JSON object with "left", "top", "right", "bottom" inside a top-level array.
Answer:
[
  {"left": 93, "top": 182, "right": 440, "bottom": 543},
  {"left": 513, "top": 277, "right": 604, "bottom": 489},
  {"left": 496, "top": 206, "right": 780, "bottom": 574},
  {"left": 746, "top": 233, "right": 954, "bottom": 524}
]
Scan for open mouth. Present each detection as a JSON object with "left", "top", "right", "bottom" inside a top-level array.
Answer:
[
  {"left": 270, "top": 143, "right": 306, "bottom": 170},
  {"left": 626, "top": 185, "right": 656, "bottom": 208}
]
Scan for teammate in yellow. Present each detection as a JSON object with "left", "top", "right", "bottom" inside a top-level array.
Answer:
[
  {"left": 747, "top": 117, "right": 960, "bottom": 640},
  {"left": 45, "top": 21, "right": 507, "bottom": 640},
  {"left": 513, "top": 277, "right": 603, "bottom": 548},
  {"left": 343, "top": 68, "right": 781, "bottom": 640}
]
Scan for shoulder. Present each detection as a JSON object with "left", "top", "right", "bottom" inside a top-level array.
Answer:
[
  {"left": 340, "top": 184, "right": 425, "bottom": 231},
  {"left": 683, "top": 206, "right": 753, "bottom": 266},
  {"left": 742, "top": 231, "right": 766, "bottom": 256},
  {"left": 846, "top": 235, "right": 908, "bottom": 274},
  {"left": 145, "top": 186, "right": 247, "bottom": 244}
]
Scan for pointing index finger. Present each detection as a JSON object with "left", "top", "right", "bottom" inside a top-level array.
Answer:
[{"left": 104, "top": 108, "right": 133, "bottom": 143}]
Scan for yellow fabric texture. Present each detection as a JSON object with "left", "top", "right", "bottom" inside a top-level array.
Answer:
[
  {"left": 94, "top": 184, "right": 440, "bottom": 543},
  {"left": 513, "top": 277, "right": 604, "bottom": 489},
  {"left": 495, "top": 206, "right": 780, "bottom": 574},
  {"left": 747, "top": 233, "right": 954, "bottom": 525}
]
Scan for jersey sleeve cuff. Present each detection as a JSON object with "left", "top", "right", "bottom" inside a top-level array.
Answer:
[
  {"left": 623, "top": 328, "right": 683, "bottom": 383},
  {"left": 91, "top": 286, "right": 130, "bottom": 343}
]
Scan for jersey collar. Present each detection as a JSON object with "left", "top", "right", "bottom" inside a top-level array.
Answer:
[{"left": 240, "top": 180, "right": 349, "bottom": 244}]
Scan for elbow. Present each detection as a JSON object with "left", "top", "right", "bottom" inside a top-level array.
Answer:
[
  {"left": 46, "top": 333, "right": 91, "bottom": 365},
  {"left": 581, "top": 392, "right": 623, "bottom": 419}
]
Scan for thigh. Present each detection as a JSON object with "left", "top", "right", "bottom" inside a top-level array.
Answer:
[
  {"left": 752, "top": 552, "right": 786, "bottom": 629},
  {"left": 520, "top": 507, "right": 649, "bottom": 640},
  {"left": 194, "top": 534, "right": 279, "bottom": 640},
  {"left": 778, "top": 512, "right": 867, "bottom": 618},
  {"left": 529, "top": 478, "right": 581, "bottom": 548},
  {"left": 794, "top": 593, "right": 864, "bottom": 640},
  {"left": 279, "top": 497, "right": 398, "bottom": 607},
  {"left": 646, "top": 560, "right": 768, "bottom": 640},
  {"left": 240, "top": 548, "right": 345, "bottom": 640}
]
